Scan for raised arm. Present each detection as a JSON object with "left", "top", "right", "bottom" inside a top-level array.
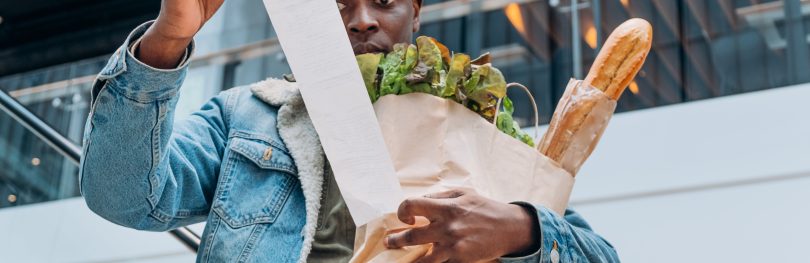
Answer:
[
  {"left": 80, "top": 21, "right": 230, "bottom": 231},
  {"left": 80, "top": 0, "right": 230, "bottom": 231}
]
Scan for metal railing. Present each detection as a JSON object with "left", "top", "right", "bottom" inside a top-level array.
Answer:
[{"left": 0, "top": 89, "right": 201, "bottom": 253}]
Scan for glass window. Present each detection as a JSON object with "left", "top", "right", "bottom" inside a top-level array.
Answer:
[{"left": 418, "top": 0, "right": 810, "bottom": 125}]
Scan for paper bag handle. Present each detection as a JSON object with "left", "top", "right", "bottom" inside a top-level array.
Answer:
[{"left": 493, "top": 83, "right": 540, "bottom": 142}]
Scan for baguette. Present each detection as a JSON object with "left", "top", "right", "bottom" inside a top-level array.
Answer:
[
  {"left": 540, "top": 18, "right": 652, "bottom": 174},
  {"left": 583, "top": 18, "right": 653, "bottom": 100}
]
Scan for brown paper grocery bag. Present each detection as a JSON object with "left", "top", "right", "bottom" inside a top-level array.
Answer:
[{"left": 351, "top": 92, "right": 575, "bottom": 262}]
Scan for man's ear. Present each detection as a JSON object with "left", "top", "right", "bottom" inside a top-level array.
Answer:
[{"left": 412, "top": 0, "right": 422, "bottom": 33}]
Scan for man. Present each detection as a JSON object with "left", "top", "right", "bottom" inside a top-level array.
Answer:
[{"left": 79, "top": 0, "right": 619, "bottom": 262}]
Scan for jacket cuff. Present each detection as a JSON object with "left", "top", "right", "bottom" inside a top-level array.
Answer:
[
  {"left": 499, "top": 202, "right": 564, "bottom": 263},
  {"left": 96, "top": 20, "right": 195, "bottom": 103}
]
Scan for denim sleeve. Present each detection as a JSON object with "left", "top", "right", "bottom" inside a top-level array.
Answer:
[
  {"left": 500, "top": 204, "right": 620, "bottom": 263},
  {"left": 79, "top": 21, "right": 228, "bottom": 231}
]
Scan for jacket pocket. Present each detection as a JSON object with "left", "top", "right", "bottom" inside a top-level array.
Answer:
[{"left": 213, "top": 132, "right": 298, "bottom": 228}]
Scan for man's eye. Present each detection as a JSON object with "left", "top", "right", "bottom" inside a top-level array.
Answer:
[
  {"left": 337, "top": 2, "right": 346, "bottom": 10},
  {"left": 375, "top": 0, "right": 393, "bottom": 6}
]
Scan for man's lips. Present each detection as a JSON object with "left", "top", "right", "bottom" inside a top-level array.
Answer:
[{"left": 353, "top": 43, "right": 386, "bottom": 54}]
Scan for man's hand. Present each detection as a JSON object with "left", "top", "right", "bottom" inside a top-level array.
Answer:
[
  {"left": 385, "top": 189, "right": 540, "bottom": 262},
  {"left": 139, "top": 0, "right": 225, "bottom": 68}
]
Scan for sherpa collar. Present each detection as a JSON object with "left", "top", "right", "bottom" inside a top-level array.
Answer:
[{"left": 250, "top": 78, "right": 324, "bottom": 263}]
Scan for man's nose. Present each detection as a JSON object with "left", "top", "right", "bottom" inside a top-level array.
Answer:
[{"left": 347, "top": 7, "right": 380, "bottom": 35}]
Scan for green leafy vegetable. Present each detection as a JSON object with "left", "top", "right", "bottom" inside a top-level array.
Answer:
[
  {"left": 496, "top": 97, "right": 535, "bottom": 147},
  {"left": 356, "top": 36, "right": 535, "bottom": 146},
  {"left": 356, "top": 53, "right": 383, "bottom": 102},
  {"left": 443, "top": 54, "right": 471, "bottom": 98},
  {"left": 378, "top": 44, "right": 409, "bottom": 98}
]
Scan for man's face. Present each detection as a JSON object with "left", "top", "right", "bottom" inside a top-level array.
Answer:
[{"left": 338, "top": 0, "right": 422, "bottom": 54}]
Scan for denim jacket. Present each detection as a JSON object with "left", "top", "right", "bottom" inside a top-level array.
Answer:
[{"left": 79, "top": 21, "right": 620, "bottom": 263}]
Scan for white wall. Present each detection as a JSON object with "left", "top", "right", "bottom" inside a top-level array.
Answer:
[
  {"left": 2, "top": 83, "right": 808, "bottom": 262},
  {"left": 0, "top": 198, "right": 204, "bottom": 262}
]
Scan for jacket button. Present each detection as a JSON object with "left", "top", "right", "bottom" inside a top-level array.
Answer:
[
  {"left": 262, "top": 147, "right": 273, "bottom": 161},
  {"left": 550, "top": 240, "right": 560, "bottom": 263}
]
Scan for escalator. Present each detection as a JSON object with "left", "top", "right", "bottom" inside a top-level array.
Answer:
[{"left": 0, "top": 88, "right": 201, "bottom": 253}]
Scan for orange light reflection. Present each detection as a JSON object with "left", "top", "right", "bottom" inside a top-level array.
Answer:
[
  {"left": 629, "top": 81, "right": 640, "bottom": 94},
  {"left": 505, "top": 3, "right": 526, "bottom": 35},
  {"left": 585, "top": 26, "right": 597, "bottom": 49}
]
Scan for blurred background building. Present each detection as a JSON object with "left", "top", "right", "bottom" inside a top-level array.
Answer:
[{"left": 1, "top": 0, "right": 808, "bottom": 262}]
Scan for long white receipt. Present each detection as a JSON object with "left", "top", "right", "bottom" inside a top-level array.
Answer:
[{"left": 262, "top": 0, "right": 404, "bottom": 226}]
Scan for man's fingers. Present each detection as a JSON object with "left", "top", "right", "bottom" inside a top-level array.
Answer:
[
  {"left": 384, "top": 226, "right": 441, "bottom": 249},
  {"left": 423, "top": 189, "right": 468, "bottom": 199},
  {"left": 398, "top": 189, "right": 471, "bottom": 224},
  {"left": 397, "top": 197, "right": 447, "bottom": 224}
]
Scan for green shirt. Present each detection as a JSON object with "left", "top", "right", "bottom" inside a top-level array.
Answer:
[{"left": 307, "top": 162, "right": 356, "bottom": 262}]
